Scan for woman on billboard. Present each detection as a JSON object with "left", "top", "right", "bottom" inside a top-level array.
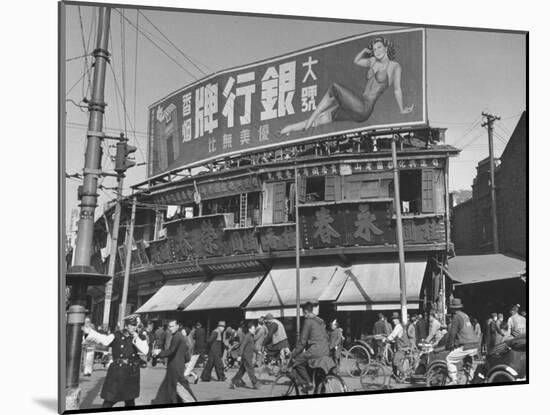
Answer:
[{"left": 280, "top": 37, "right": 414, "bottom": 135}]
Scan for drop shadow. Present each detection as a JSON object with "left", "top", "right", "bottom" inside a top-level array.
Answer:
[{"left": 34, "top": 398, "right": 58, "bottom": 413}]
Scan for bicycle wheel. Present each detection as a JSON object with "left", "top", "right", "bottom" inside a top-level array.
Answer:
[
  {"left": 426, "top": 363, "right": 448, "bottom": 387},
  {"left": 346, "top": 345, "right": 371, "bottom": 378},
  {"left": 271, "top": 373, "right": 300, "bottom": 397},
  {"left": 360, "top": 362, "right": 388, "bottom": 390},
  {"left": 314, "top": 374, "right": 348, "bottom": 394}
]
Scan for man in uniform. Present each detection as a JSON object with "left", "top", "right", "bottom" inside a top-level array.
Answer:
[
  {"left": 291, "top": 302, "right": 333, "bottom": 393},
  {"left": 82, "top": 315, "right": 149, "bottom": 408},
  {"left": 445, "top": 298, "right": 479, "bottom": 385}
]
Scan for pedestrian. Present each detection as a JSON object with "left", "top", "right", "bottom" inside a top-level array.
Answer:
[
  {"left": 496, "top": 313, "right": 504, "bottom": 330},
  {"left": 152, "top": 323, "right": 167, "bottom": 367},
  {"left": 151, "top": 320, "right": 197, "bottom": 404},
  {"left": 384, "top": 312, "right": 410, "bottom": 378},
  {"left": 222, "top": 325, "right": 235, "bottom": 368},
  {"left": 328, "top": 319, "right": 344, "bottom": 368},
  {"left": 372, "top": 313, "right": 391, "bottom": 335},
  {"left": 182, "top": 326, "right": 200, "bottom": 384},
  {"left": 499, "top": 321, "right": 513, "bottom": 342},
  {"left": 415, "top": 313, "right": 429, "bottom": 344},
  {"left": 253, "top": 317, "right": 267, "bottom": 367},
  {"left": 191, "top": 321, "right": 206, "bottom": 365},
  {"left": 200, "top": 321, "right": 227, "bottom": 382},
  {"left": 406, "top": 314, "right": 417, "bottom": 349},
  {"left": 82, "top": 315, "right": 149, "bottom": 408},
  {"left": 82, "top": 316, "right": 96, "bottom": 376},
  {"left": 263, "top": 313, "right": 290, "bottom": 358},
  {"left": 485, "top": 313, "right": 499, "bottom": 354},
  {"left": 230, "top": 321, "right": 260, "bottom": 389},
  {"left": 145, "top": 321, "right": 155, "bottom": 363},
  {"left": 507, "top": 305, "right": 526, "bottom": 337},
  {"left": 425, "top": 311, "right": 442, "bottom": 345},
  {"left": 471, "top": 317, "right": 482, "bottom": 357}
]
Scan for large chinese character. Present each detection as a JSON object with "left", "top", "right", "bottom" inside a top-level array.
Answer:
[
  {"left": 280, "top": 227, "right": 296, "bottom": 249},
  {"left": 236, "top": 72, "right": 255, "bottom": 125},
  {"left": 194, "top": 83, "right": 218, "bottom": 138},
  {"left": 262, "top": 228, "right": 281, "bottom": 251},
  {"left": 182, "top": 118, "right": 192, "bottom": 143},
  {"left": 301, "top": 85, "right": 317, "bottom": 112},
  {"left": 313, "top": 207, "right": 340, "bottom": 244},
  {"left": 200, "top": 220, "right": 219, "bottom": 255},
  {"left": 353, "top": 204, "right": 384, "bottom": 242},
  {"left": 172, "top": 223, "right": 194, "bottom": 260},
  {"left": 222, "top": 76, "right": 236, "bottom": 128},
  {"left": 260, "top": 61, "right": 296, "bottom": 120},
  {"left": 182, "top": 92, "right": 192, "bottom": 117},
  {"left": 302, "top": 56, "right": 319, "bottom": 83}
]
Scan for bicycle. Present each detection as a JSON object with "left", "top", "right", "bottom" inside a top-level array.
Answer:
[
  {"left": 270, "top": 358, "right": 348, "bottom": 397},
  {"left": 425, "top": 349, "right": 476, "bottom": 387}
]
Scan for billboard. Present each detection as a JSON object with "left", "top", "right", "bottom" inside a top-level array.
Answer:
[{"left": 147, "top": 28, "right": 426, "bottom": 177}]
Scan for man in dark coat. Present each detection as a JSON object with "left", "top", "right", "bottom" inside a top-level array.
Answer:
[
  {"left": 485, "top": 313, "right": 499, "bottom": 354},
  {"left": 200, "top": 321, "right": 226, "bottom": 382},
  {"left": 415, "top": 313, "right": 429, "bottom": 344},
  {"left": 151, "top": 320, "right": 197, "bottom": 404},
  {"left": 192, "top": 322, "right": 207, "bottom": 364},
  {"left": 230, "top": 322, "right": 259, "bottom": 389},
  {"left": 82, "top": 315, "right": 149, "bottom": 408},
  {"left": 291, "top": 302, "right": 334, "bottom": 392}
]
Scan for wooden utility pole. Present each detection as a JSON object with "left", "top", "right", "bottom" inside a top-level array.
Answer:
[
  {"left": 294, "top": 166, "right": 301, "bottom": 340},
  {"left": 119, "top": 195, "right": 137, "bottom": 328},
  {"left": 482, "top": 112, "right": 501, "bottom": 254},
  {"left": 102, "top": 176, "right": 124, "bottom": 328},
  {"left": 391, "top": 135, "right": 408, "bottom": 325}
]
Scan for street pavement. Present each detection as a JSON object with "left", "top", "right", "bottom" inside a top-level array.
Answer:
[{"left": 78, "top": 362, "right": 419, "bottom": 409}]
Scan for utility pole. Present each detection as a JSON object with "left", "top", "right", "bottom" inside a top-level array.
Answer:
[
  {"left": 103, "top": 133, "right": 136, "bottom": 328},
  {"left": 65, "top": 7, "right": 111, "bottom": 411},
  {"left": 391, "top": 135, "right": 408, "bottom": 325},
  {"left": 294, "top": 166, "right": 301, "bottom": 340},
  {"left": 119, "top": 195, "right": 137, "bottom": 328},
  {"left": 481, "top": 112, "right": 501, "bottom": 254},
  {"left": 102, "top": 176, "right": 123, "bottom": 328}
]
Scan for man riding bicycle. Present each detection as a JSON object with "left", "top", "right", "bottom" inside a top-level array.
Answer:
[
  {"left": 445, "top": 298, "right": 478, "bottom": 385},
  {"left": 263, "top": 313, "right": 291, "bottom": 360},
  {"left": 291, "top": 302, "right": 334, "bottom": 393}
]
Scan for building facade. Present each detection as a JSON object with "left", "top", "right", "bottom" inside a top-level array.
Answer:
[{"left": 88, "top": 129, "right": 459, "bottom": 342}]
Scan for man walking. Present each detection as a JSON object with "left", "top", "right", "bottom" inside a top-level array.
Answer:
[
  {"left": 200, "top": 321, "right": 226, "bottom": 382},
  {"left": 82, "top": 316, "right": 96, "bottom": 376},
  {"left": 445, "top": 298, "right": 479, "bottom": 385},
  {"left": 253, "top": 317, "right": 268, "bottom": 366},
  {"left": 191, "top": 322, "right": 207, "bottom": 367},
  {"left": 82, "top": 315, "right": 149, "bottom": 408},
  {"left": 151, "top": 320, "right": 197, "bottom": 404},
  {"left": 230, "top": 322, "right": 259, "bottom": 389}
]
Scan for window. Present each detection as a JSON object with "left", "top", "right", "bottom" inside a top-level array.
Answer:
[
  {"left": 305, "top": 177, "right": 325, "bottom": 202},
  {"left": 399, "top": 170, "right": 422, "bottom": 214}
]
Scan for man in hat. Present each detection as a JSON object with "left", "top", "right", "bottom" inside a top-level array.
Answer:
[
  {"left": 445, "top": 298, "right": 479, "bottom": 385},
  {"left": 384, "top": 312, "right": 410, "bottom": 377},
  {"left": 507, "top": 305, "right": 526, "bottom": 337},
  {"left": 82, "top": 314, "right": 149, "bottom": 408},
  {"left": 151, "top": 320, "right": 197, "bottom": 404},
  {"left": 291, "top": 302, "right": 333, "bottom": 393},
  {"left": 263, "top": 313, "right": 290, "bottom": 359},
  {"left": 200, "top": 321, "right": 226, "bottom": 382}
]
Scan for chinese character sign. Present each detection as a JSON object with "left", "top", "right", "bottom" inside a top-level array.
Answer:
[{"left": 148, "top": 28, "right": 426, "bottom": 177}]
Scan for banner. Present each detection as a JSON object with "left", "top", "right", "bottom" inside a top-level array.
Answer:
[{"left": 148, "top": 28, "right": 426, "bottom": 177}]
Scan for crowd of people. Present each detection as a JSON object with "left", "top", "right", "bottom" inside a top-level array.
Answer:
[{"left": 79, "top": 300, "right": 526, "bottom": 406}]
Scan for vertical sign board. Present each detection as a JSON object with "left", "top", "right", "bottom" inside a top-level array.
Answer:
[{"left": 148, "top": 28, "right": 426, "bottom": 177}]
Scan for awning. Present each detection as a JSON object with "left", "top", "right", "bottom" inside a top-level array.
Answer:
[
  {"left": 185, "top": 272, "right": 265, "bottom": 311},
  {"left": 135, "top": 278, "right": 205, "bottom": 313},
  {"left": 334, "top": 260, "right": 427, "bottom": 311},
  {"left": 245, "top": 265, "right": 339, "bottom": 312},
  {"left": 245, "top": 306, "right": 319, "bottom": 320},
  {"left": 447, "top": 254, "right": 526, "bottom": 286}
]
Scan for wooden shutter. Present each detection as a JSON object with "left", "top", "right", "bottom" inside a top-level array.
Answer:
[
  {"left": 298, "top": 176, "right": 307, "bottom": 203},
  {"left": 272, "top": 182, "right": 287, "bottom": 223},
  {"left": 422, "top": 169, "right": 435, "bottom": 213},
  {"left": 325, "top": 176, "right": 336, "bottom": 201}
]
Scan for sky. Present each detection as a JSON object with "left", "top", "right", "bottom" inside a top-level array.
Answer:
[{"left": 63, "top": 3, "right": 526, "bottom": 228}]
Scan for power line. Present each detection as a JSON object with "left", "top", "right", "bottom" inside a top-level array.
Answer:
[{"left": 449, "top": 115, "right": 483, "bottom": 148}]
